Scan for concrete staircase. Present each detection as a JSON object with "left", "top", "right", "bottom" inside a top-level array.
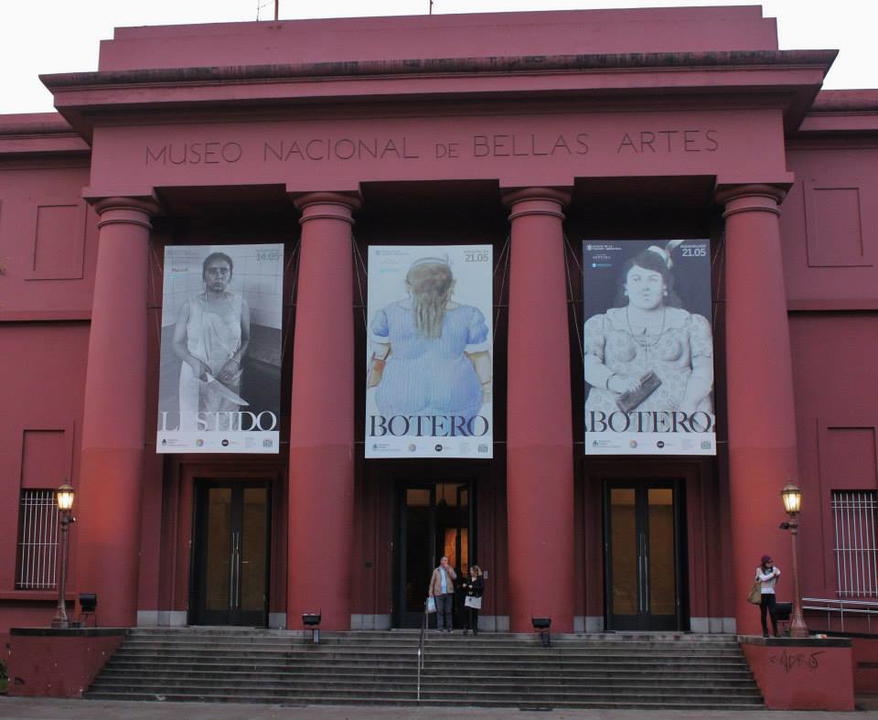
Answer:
[{"left": 85, "top": 628, "right": 764, "bottom": 709}]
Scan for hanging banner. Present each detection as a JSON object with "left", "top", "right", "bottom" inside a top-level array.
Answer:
[
  {"left": 366, "top": 245, "right": 493, "bottom": 458},
  {"left": 157, "top": 244, "right": 283, "bottom": 453},
  {"left": 583, "top": 239, "right": 716, "bottom": 455}
]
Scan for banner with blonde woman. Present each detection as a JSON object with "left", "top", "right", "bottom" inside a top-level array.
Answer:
[
  {"left": 366, "top": 245, "right": 493, "bottom": 459},
  {"left": 583, "top": 239, "right": 716, "bottom": 456},
  {"left": 157, "top": 243, "right": 283, "bottom": 454}
]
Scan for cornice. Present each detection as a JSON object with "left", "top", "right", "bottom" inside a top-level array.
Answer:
[
  {"left": 41, "top": 50, "right": 837, "bottom": 90},
  {"left": 39, "top": 49, "right": 836, "bottom": 142},
  {"left": 0, "top": 113, "right": 91, "bottom": 157}
]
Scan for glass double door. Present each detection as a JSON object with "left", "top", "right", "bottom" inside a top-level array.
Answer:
[
  {"left": 395, "top": 481, "right": 473, "bottom": 628},
  {"left": 605, "top": 481, "right": 684, "bottom": 631},
  {"left": 191, "top": 480, "right": 270, "bottom": 626}
]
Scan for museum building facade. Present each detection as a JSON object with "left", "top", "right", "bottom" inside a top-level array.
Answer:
[{"left": 1, "top": 5, "right": 877, "bottom": 647}]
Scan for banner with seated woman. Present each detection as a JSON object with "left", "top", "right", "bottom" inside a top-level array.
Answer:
[{"left": 583, "top": 239, "right": 716, "bottom": 456}]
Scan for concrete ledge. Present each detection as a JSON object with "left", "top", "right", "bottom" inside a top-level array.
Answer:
[
  {"left": 10, "top": 627, "right": 127, "bottom": 637},
  {"left": 350, "top": 614, "right": 391, "bottom": 630},
  {"left": 7, "top": 627, "right": 128, "bottom": 697},
  {"left": 477, "top": 615, "right": 509, "bottom": 632},
  {"left": 690, "top": 616, "right": 737, "bottom": 634},
  {"left": 136, "top": 610, "right": 187, "bottom": 627},
  {"left": 740, "top": 635, "right": 855, "bottom": 710},
  {"left": 268, "top": 612, "right": 287, "bottom": 629}
]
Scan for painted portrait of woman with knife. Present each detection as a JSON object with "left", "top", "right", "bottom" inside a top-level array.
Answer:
[
  {"left": 157, "top": 243, "right": 283, "bottom": 453},
  {"left": 173, "top": 251, "right": 251, "bottom": 431}
]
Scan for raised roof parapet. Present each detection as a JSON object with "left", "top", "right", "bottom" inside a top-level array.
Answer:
[{"left": 97, "top": 6, "right": 778, "bottom": 71}]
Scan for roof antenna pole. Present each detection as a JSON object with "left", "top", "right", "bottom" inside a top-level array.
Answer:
[
  {"left": 429, "top": 0, "right": 433, "bottom": 15},
  {"left": 275, "top": 0, "right": 279, "bottom": 21}
]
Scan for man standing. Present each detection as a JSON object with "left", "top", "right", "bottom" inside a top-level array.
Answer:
[{"left": 428, "top": 556, "right": 457, "bottom": 632}]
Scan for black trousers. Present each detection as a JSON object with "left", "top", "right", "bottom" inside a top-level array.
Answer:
[
  {"left": 465, "top": 606, "right": 480, "bottom": 633},
  {"left": 760, "top": 593, "right": 778, "bottom": 636}
]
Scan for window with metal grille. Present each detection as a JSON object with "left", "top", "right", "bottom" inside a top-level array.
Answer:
[
  {"left": 832, "top": 490, "right": 878, "bottom": 598},
  {"left": 16, "top": 489, "right": 59, "bottom": 590}
]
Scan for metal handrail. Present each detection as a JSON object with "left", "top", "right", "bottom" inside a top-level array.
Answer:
[
  {"left": 417, "top": 604, "right": 428, "bottom": 702},
  {"left": 801, "top": 596, "right": 878, "bottom": 633}
]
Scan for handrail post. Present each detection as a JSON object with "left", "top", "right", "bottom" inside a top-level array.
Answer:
[
  {"left": 797, "top": 596, "right": 878, "bottom": 635},
  {"left": 417, "top": 604, "right": 427, "bottom": 703}
]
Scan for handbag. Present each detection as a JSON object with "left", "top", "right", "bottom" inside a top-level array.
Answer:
[
  {"left": 426, "top": 596, "right": 436, "bottom": 613},
  {"left": 464, "top": 595, "right": 482, "bottom": 610},
  {"left": 746, "top": 582, "right": 762, "bottom": 605},
  {"left": 616, "top": 371, "right": 662, "bottom": 413}
]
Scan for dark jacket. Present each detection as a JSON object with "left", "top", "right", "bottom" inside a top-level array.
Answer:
[{"left": 462, "top": 575, "right": 484, "bottom": 598}]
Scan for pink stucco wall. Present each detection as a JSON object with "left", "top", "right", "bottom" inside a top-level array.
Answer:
[
  {"left": 6, "top": 630, "right": 126, "bottom": 697},
  {"left": 742, "top": 639, "right": 855, "bottom": 710}
]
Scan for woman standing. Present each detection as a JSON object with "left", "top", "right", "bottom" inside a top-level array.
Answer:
[
  {"left": 461, "top": 565, "right": 484, "bottom": 635},
  {"left": 756, "top": 554, "right": 781, "bottom": 637},
  {"left": 173, "top": 251, "right": 250, "bottom": 431}
]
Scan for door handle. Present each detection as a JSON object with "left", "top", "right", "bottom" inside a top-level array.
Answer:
[
  {"left": 236, "top": 531, "right": 242, "bottom": 608},
  {"left": 642, "top": 535, "right": 650, "bottom": 614},
  {"left": 638, "top": 552, "right": 645, "bottom": 613},
  {"left": 229, "top": 534, "right": 236, "bottom": 610},
  {"left": 230, "top": 531, "right": 241, "bottom": 609}
]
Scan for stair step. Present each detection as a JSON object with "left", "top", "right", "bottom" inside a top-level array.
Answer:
[
  {"left": 85, "top": 630, "right": 763, "bottom": 709},
  {"left": 84, "top": 691, "right": 763, "bottom": 710},
  {"left": 101, "top": 663, "right": 751, "bottom": 684},
  {"left": 90, "top": 675, "right": 762, "bottom": 689}
]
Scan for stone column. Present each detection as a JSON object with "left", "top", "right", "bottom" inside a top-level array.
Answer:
[
  {"left": 77, "top": 197, "right": 157, "bottom": 628},
  {"left": 718, "top": 184, "right": 799, "bottom": 636},
  {"left": 503, "top": 188, "right": 575, "bottom": 632},
  {"left": 287, "top": 192, "right": 360, "bottom": 631}
]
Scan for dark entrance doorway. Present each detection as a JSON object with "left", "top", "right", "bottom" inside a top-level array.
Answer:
[
  {"left": 394, "top": 480, "right": 474, "bottom": 628},
  {"left": 604, "top": 480, "right": 685, "bottom": 631},
  {"left": 191, "top": 480, "right": 270, "bottom": 626}
]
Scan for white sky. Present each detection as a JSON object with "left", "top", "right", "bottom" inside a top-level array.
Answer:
[{"left": 2, "top": 0, "right": 876, "bottom": 115}]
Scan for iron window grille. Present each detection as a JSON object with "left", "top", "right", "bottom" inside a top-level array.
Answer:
[
  {"left": 16, "top": 489, "right": 59, "bottom": 590},
  {"left": 833, "top": 490, "right": 878, "bottom": 598}
]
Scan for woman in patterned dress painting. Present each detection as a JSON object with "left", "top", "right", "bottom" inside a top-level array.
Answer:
[{"left": 584, "top": 243, "right": 713, "bottom": 419}]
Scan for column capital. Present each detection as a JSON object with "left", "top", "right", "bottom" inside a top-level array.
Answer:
[
  {"left": 293, "top": 191, "right": 362, "bottom": 226},
  {"left": 502, "top": 187, "right": 571, "bottom": 222},
  {"left": 92, "top": 197, "right": 159, "bottom": 231},
  {"left": 716, "top": 184, "right": 787, "bottom": 219}
]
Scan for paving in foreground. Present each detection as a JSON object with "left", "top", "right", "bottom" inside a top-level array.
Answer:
[{"left": 2, "top": 697, "right": 878, "bottom": 720}]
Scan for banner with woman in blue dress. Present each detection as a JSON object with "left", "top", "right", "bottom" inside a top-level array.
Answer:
[{"left": 366, "top": 245, "right": 493, "bottom": 459}]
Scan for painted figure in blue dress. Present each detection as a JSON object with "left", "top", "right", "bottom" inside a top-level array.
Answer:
[{"left": 368, "top": 257, "right": 492, "bottom": 424}]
